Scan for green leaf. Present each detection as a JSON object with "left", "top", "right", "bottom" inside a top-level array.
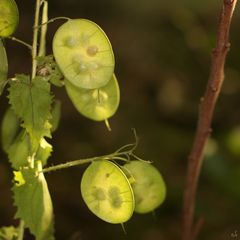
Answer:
[
  {"left": 0, "top": 38, "right": 8, "bottom": 95},
  {"left": 8, "top": 131, "right": 52, "bottom": 169},
  {"left": 8, "top": 75, "right": 52, "bottom": 150},
  {"left": 13, "top": 167, "right": 55, "bottom": 240},
  {"left": 8, "top": 131, "right": 30, "bottom": 169},
  {"left": 1, "top": 107, "right": 20, "bottom": 153},
  {"left": 0, "top": 226, "right": 18, "bottom": 240},
  {"left": 50, "top": 100, "right": 61, "bottom": 133}
]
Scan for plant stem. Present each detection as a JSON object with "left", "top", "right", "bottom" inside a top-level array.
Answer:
[
  {"left": 34, "top": 16, "right": 70, "bottom": 29},
  {"left": 17, "top": 220, "right": 24, "bottom": 240},
  {"left": 31, "top": 0, "right": 41, "bottom": 80},
  {"left": 43, "top": 129, "right": 140, "bottom": 173},
  {"left": 42, "top": 143, "right": 142, "bottom": 173},
  {"left": 182, "top": 1, "right": 238, "bottom": 240},
  {"left": 7, "top": 37, "right": 32, "bottom": 50},
  {"left": 28, "top": 0, "right": 42, "bottom": 168},
  {"left": 42, "top": 157, "right": 102, "bottom": 173},
  {"left": 105, "top": 119, "right": 112, "bottom": 131},
  {"left": 38, "top": 0, "right": 48, "bottom": 57},
  {"left": 42, "top": 153, "right": 129, "bottom": 173}
]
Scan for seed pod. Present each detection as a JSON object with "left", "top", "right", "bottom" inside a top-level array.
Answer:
[
  {"left": 123, "top": 161, "right": 166, "bottom": 214},
  {"left": 65, "top": 74, "right": 120, "bottom": 122},
  {"left": 0, "top": 38, "right": 8, "bottom": 94},
  {"left": 53, "top": 19, "right": 114, "bottom": 89},
  {"left": 80, "top": 160, "right": 135, "bottom": 224},
  {"left": 0, "top": 0, "right": 19, "bottom": 37}
]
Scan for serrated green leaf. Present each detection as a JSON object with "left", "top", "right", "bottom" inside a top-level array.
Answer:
[
  {"left": 50, "top": 100, "right": 61, "bottom": 133},
  {"left": 8, "top": 131, "right": 30, "bottom": 169},
  {"left": 0, "top": 38, "right": 8, "bottom": 95},
  {"left": 13, "top": 167, "right": 54, "bottom": 240},
  {"left": 0, "top": 226, "right": 18, "bottom": 240},
  {"left": 8, "top": 75, "right": 52, "bottom": 150},
  {"left": 1, "top": 107, "right": 20, "bottom": 153},
  {"left": 8, "top": 131, "right": 52, "bottom": 169}
]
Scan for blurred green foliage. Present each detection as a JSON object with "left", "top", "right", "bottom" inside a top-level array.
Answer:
[{"left": 1, "top": 0, "right": 240, "bottom": 239}]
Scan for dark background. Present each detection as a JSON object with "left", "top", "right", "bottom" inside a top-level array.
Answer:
[{"left": 1, "top": 0, "right": 240, "bottom": 239}]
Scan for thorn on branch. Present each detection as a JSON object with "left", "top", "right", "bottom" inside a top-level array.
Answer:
[
  {"left": 211, "top": 48, "right": 218, "bottom": 56},
  {"left": 225, "top": 42, "right": 231, "bottom": 50},
  {"left": 207, "top": 128, "right": 212, "bottom": 136},
  {"left": 210, "top": 84, "right": 217, "bottom": 92},
  {"left": 212, "top": 42, "right": 231, "bottom": 56}
]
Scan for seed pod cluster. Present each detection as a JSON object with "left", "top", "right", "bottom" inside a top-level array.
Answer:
[
  {"left": 53, "top": 19, "right": 119, "bottom": 124},
  {"left": 80, "top": 160, "right": 166, "bottom": 224}
]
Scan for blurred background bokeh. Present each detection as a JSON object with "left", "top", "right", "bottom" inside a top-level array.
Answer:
[{"left": 1, "top": 0, "right": 240, "bottom": 239}]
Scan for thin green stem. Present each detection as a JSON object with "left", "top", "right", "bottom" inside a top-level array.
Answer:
[
  {"left": 114, "top": 143, "right": 136, "bottom": 153},
  {"left": 28, "top": 0, "right": 42, "bottom": 168},
  {"left": 42, "top": 156, "right": 106, "bottom": 173},
  {"left": 111, "top": 156, "right": 130, "bottom": 162},
  {"left": 131, "top": 153, "right": 152, "bottom": 163},
  {"left": 17, "top": 220, "right": 24, "bottom": 240},
  {"left": 105, "top": 119, "right": 112, "bottom": 131},
  {"left": 28, "top": 153, "right": 36, "bottom": 169},
  {"left": 6, "top": 37, "right": 32, "bottom": 50},
  {"left": 38, "top": 0, "right": 48, "bottom": 57},
  {"left": 42, "top": 130, "right": 141, "bottom": 173},
  {"left": 121, "top": 223, "right": 127, "bottom": 235},
  {"left": 31, "top": 0, "right": 41, "bottom": 80},
  {"left": 34, "top": 16, "right": 70, "bottom": 29},
  {"left": 42, "top": 147, "right": 139, "bottom": 173}
]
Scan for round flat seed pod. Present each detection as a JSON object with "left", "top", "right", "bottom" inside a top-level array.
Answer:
[
  {"left": 65, "top": 74, "right": 120, "bottom": 121},
  {"left": 123, "top": 161, "right": 166, "bottom": 214},
  {"left": 0, "top": 0, "right": 19, "bottom": 37},
  {"left": 80, "top": 160, "right": 135, "bottom": 224},
  {"left": 53, "top": 19, "right": 114, "bottom": 89},
  {"left": 0, "top": 38, "right": 8, "bottom": 94}
]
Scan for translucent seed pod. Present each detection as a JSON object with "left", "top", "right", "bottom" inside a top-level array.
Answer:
[
  {"left": 123, "top": 161, "right": 166, "bottom": 214},
  {"left": 0, "top": 0, "right": 19, "bottom": 37},
  {"left": 65, "top": 74, "right": 120, "bottom": 122},
  {"left": 53, "top": 19, "right": 115, "bottom": 89},
  {"left": 80, "top": 160, "right": 135, "bottom": 224}
]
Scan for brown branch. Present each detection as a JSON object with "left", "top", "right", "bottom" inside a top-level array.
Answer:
[
  {"left": 182, "top": 1, "right": 238, "bottom": 240},
  {"left": 191, "top": 217, "right": 205, "bottom": 240}
]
